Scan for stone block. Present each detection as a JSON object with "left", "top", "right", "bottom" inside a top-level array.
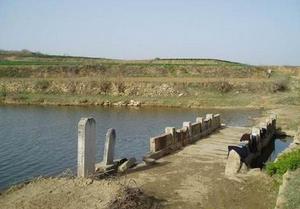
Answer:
[
  {"left": 118, "top": 157, "right": 137, "bottom": 172},
  {"left": 225, "top": 150, "right": 242, "bottom": 176},
  {"left": 150, "top": 133, "right": 172, "bottom": 152}
]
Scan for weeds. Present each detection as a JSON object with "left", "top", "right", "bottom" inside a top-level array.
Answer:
[
  {"left": 214, "top": 81, "right": 233, "bottom": 93},
  {"left": 270, "top": 77, "right": 289, "bottom": 92},
  {"left": 0, "top": 85, "right": 7, "bottom": 97},
  {"left": 34, "top": 80, "right": 50, "bottom": 90},
  {"left": 10, "top": 93, "right": 29, "bottom": 101},
  {"left": 266, "top": 149, "right": 300, "bottom": 176},
  {"left": 114, "top": 75, "right": 126, "bottom": 94},
  {"left": 99, "top": 76, "right": 112, "bottom": 94}
]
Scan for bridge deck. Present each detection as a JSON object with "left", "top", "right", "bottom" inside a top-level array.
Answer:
[{"left": 128, "top": 126, "right": 277, "bottom": 209}]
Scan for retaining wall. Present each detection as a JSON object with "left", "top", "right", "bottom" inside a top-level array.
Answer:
[
  {"left": 225, "top": 114, "right": 277, "bottom": 175},
  {"left": 147, "top": 114, "right": 221, "bottom": 159}
]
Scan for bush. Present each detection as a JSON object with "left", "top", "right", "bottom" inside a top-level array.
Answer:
[
  {"left": 114, "top": 75, "right": 126, "bottom": 93},
  {"left": 215, "top": 81, "right": 233, "bottom": 93},
  {"left": 10, "top": 93, "right": 29, "bottom": 101},
  {"left": 270, "top": 77, "right": 289, "bottom": 92},
  {"left": 0, "top": 85, "right": 7, "bottom": 97},
  {"left": 266, "top": 149, "right": 300, "bottom": 176},
  {"left": 35, "top": 80, "right": 50, "bottom": 90},
  {"left": 99, "top": 77, "right": 111, "bottom": 94}
]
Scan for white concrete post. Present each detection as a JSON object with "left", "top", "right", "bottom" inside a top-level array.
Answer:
[
  {"left": 196, "top": 117, "right": 204, "bottom": 123},
  {"left": 103, "top": 128, "right": 116, "bottom": 165},
  {"left": 206, "top": 114, "right": 213, "bottom": 130},
  {"left": 77, "top": 118, "right": 96, "bottom": 177},
  {"left": 165, "top": 127, "right": 177, "bottom": 146},
  {"left": 183, "top": 121, "right": 192, "bottom": 142}
]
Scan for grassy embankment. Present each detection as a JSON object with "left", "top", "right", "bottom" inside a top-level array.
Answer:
[{"left": 0, "top": 50, "right": 300, "bottom": 110}]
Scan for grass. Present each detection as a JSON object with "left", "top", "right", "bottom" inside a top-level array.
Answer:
[
  {"left": 34, "top": 80, "right": 51, "bottom": 90},
  {"left": 266, "top": 149, "right": 300, "bottom": 176},
  {"left": 282, "top": 169, "right": 300, "bottom": 209},
  {"left": 0, "top": 60, "right": 77, "bottom": 66},
  {"left": 0, "top": 85, "right": 7, "bottom": 98}
]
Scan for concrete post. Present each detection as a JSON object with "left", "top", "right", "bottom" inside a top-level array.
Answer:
[
  {"left": 206, "top": 114, "right": 213, "bottom": 120},
  {"left": 252, "top": 127, "right": 260, "bottom": 135},
  {"left": 183, "top": 121, "right": 192, "bottom": 142},
  {"left": 165, "top": 127, "right": 177, "bottom": 147},
  {"left": 196, "top": 117, "right": 204, "bottom": 135},
  {"left": 270, "top": 114, "right": 277, "bottom": 132},
  {"left": 206, "top": 114, "right": 213, "bottom": 131},
  {"left": 103, "top": 128, "right": 116, "bottom": 165},
  {"left": 252, "top": 127, "right": 262, "bottom": 152},
  {"left": 214, "top": 114, "right": 221, "bottom": 128},
  {"left": 196, "top": 117, "right": 203, "bottom": 123},
  {"left": 77, "top": 118, "right": 96, "bottom": 177}
]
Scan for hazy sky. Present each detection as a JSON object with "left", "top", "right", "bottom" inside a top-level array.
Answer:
[{"left": 0, "top": 0, "right": 299, "bottom": 65}]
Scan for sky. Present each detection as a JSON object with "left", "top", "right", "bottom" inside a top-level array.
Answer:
[{"left": 0, "top": 0, "right": 299, "bottom": 65}]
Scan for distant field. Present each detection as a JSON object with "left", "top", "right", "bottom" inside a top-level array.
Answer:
[
  {"left": 0, "top": 50, "right": 299, "bottom": 111},
  {"left": 0, "top": 50, "right": 247, "bottom": 67}
]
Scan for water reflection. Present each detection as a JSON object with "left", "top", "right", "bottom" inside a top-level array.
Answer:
[{"left": 0, "top": 105, "right": 261, "bottom": 190}]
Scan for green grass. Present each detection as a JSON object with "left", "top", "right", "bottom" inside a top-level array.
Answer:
[
  {"left": 266, "top": 149, "right": 300, "bottom": 176},
  {"left": 282, "top": 169, "right": 300, "bottom": 209}
]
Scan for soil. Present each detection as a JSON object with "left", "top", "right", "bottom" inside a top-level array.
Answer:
[{"left": 127, "top": 127, "right": 278, "bottom": 209}]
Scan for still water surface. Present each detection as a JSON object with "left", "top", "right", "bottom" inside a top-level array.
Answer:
[{"left": 0, "top": 105, "right": 262, "bottom": 190}]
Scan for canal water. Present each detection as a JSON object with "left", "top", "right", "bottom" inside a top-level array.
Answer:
[{"left": 0, "top": 105, "right": 263, "bottom": 190}]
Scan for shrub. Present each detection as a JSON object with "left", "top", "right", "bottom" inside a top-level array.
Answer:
[
  {"left": 266, "top": 149, "right": 300, "bottom": 176},
  {"left": 0, "top": 85, "right": 7, "bottom": 97},
  {"left": 35, "top": 80, "right": 50, "bottom": 90},
  {"left": 114, "top": 75, "right": 126, "bottom": 93},
  {"left": 270, "top": 77, "right": 289, "bottom": 92},
  {"left": 214, "top": 81, "right": 233, "bottom": 93},
  {"left": 10, "top": 93, "right": 29, "bottom": 101},
  {"left": 99, "top": 77, "right": 111, "bottom": 94}
]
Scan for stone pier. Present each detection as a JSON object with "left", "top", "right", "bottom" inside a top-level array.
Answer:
[
  {"left": 77, "top": 118, "right": 96, "bottom": 177},
  {"left": 103, "top": 128, "right": 116, "bottom": 166}
]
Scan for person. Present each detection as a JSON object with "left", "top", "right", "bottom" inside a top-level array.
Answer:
[{"left": 267, "top": 69, "right": 272, "bottom": 78}]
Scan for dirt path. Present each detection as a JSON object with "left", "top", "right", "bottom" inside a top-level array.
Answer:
[
  {"left": 0, "top": 178, "right": 122, "bottom": 209},
  {"left": 127, "top": 126, "right": 278, "bottom": 209}
]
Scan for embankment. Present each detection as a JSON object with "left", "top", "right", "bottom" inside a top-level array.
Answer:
[{"left": 1, "top": 52, "right": 300, "bottom": 108}]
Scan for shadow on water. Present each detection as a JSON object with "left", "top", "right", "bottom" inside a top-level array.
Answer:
[{"left": 250, "top": 136, "right": 293, "bottom": 168}]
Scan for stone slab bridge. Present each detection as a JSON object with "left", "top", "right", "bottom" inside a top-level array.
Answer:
[{"left": 77, "top": 114, "right": 278, "bottom": 209}]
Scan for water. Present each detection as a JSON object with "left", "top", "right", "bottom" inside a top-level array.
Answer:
[
  {"left": 270, "top": 137, "right": 293, "bottom": 161},
  {"left": 0, "top": 105, "right": 261, "bottom": 190}
]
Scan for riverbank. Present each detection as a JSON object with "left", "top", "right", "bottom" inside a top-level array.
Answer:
[
  {"left": 1, "top": 51, "right": 300, "bottom": 208},
  {"left": 1, "top": 50, "right": 300, "bottom": 110}
]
